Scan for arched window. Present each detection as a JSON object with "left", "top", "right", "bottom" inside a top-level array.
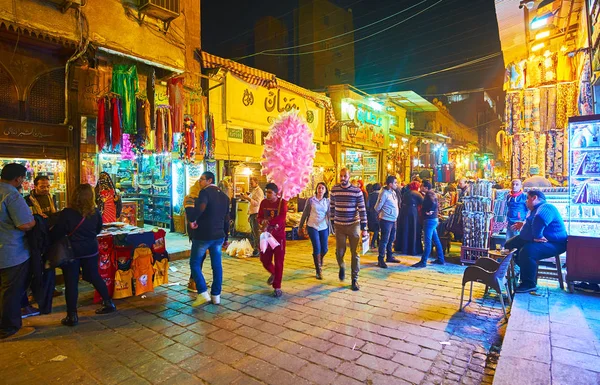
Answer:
[
  {"left": 0, "top": 64, "right": 19, "bottom": 120},
  {"left": 27, "top": 68, "right": 65, "bottom": 124}
]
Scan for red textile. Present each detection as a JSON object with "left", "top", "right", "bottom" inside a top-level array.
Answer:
[
  {"left": 168, "top": 77, "right": 184, "bottom": 133},
  {"left": 94, "top": 235, "right": 116, "bottom": 303},
  {"left": 97, "top": 98, "right": 106, "bottom": 149},
  {"left": 110, "top": 97, "right": 121, "bottom": 149},
  {"left": 260, "top": 236, "right": 285, "bottom": 289},
  {"left": 156, "top": 108, "right": 164, "bottom": 152}
]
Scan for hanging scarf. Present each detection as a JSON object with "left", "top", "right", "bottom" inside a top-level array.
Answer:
[
  {"left": 110, "top": 64, "right": 139, "bottom": 135},
  {"left": 97, "top": 97, "right": 107, "bottom": 149},
  {"left": 168, "top": 77, "right": 185, "bottom": 133},
  {"left": 110, "top": 97, "right": 122, "bottom": 150},
  {"left": 156, "top": 108, "right": 165, "bottom": 153},
  {"left": 508, "top": 190, "right": 523, "bottom": 199}
]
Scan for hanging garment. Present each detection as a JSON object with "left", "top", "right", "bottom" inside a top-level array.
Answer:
[
  {"left": 526, "top": 55, "right": 542, "bottom": 88},
  {"left": 100, "top": 190, "right": 117, "bottom": 223},
  {"left": 156, "top": 108, "right": 165, "bottom": 152},
  {"left": 144, "top": 99, "right": 154, "bottom": 151},
  {"left": 152, "top": 229, "right": 167, "bottom": 254},
  {"left": 152, "top": 259, "right": 169, "bottom": 286},
  {"left": 126, "top": 231, "right": 155, "bottom": 250},
  {"left": 540, "top": 53, "right": 558, "bottom": 85},
  {"left": 132, "top": 246, "right": 154, "bottom": 296},
  {"left": 168, "top": 77, "right": 185, "bottom": 133},
  {"left": 94, "top": 247, "right": 116, "bottom": 303},
  {"left": 111, "top": 64, "right": 139, "bottom": 134},
  {"left": 97, "top": 98, "right": 107, "bottom": 149},
  {"left": 505, "top": 92, "right": 523, "bottom": 135},
  {"left": 556, "top": 82, "right": 579, "bottom": 129},
  {"left": 110, "top": 97, "right": 122, "bottom": 150},
  {"left": 113, "top": 269, "right": 134, "bottom": 299},
  {"left": 547, "top": 86, "right": 557, "bottom": 131},
  {"left": 557, "top": 52, "right": 574, "bottom": 82},
  {"left": 167, "top": 108, "right": 173, "bottom": 152}
]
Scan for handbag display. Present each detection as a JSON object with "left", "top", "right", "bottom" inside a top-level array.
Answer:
[{"left": 46, "top": 216, "right": 86, "bottom": 268}]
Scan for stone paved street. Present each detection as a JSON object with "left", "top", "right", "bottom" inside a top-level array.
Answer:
[{"left": 2, "top": 239, "right": 506, "bottom": 385}]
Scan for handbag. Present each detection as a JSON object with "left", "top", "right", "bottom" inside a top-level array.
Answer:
[{"left": 47, "top": 216, "right": 86, "bottom": 268}]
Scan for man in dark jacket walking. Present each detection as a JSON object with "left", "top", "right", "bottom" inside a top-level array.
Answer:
[
  {"left": 185, "top": 171, "right": 230, "bottom": 307},
  {"left": 367, "top": 183, "right": 381, "bottom": 249}
]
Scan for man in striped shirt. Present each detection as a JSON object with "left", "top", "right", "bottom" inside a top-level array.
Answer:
[{"left": 330, "top": 168, "right": 368, "bottom": 291}]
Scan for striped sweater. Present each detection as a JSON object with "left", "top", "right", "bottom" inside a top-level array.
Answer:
[{"left": 330, "top": 184, "right": 368, "bottom": 229}]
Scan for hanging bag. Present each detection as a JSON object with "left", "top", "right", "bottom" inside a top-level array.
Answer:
[{"left": 46, "top": 216, "right": 86, "bottom": 268}]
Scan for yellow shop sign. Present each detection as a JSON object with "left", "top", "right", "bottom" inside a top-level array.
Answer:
[{"left": 225, "top": 73, "right": 325, "bottom": 140}]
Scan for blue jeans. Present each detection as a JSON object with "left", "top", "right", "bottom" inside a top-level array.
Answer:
[
  {"left": 190, "top": 238, "right": 224, "bottom": 295},
  {"left": 378, "top": 219, "right": 396, "bottom": 260},
  {"left": 307, "top": 227, "right": 329, "bottom": 257},
  {"left": 505, "top": 236, "right": 567, "bottom": 287},
  {"left": 506, "top": 221, "right": 520, "bottom": 240},
  {"left": 421, "top": 218, "right": 444, "bottom": 263}
]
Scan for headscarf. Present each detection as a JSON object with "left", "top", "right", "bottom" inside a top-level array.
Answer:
[{"left": 409, "top": 181, "right": 421, "bottom": 191}]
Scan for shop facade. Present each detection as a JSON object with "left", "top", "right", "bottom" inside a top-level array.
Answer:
[
  {"left": 202, "top": 52, "right": 334, "bottom": 232},
  {"left": 328, "top": 85, "right": 393, "bottom": 184}
]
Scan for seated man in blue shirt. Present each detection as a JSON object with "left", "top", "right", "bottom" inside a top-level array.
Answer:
[{"left": 505, "top": 190, "right": 567, "bottom": 293}]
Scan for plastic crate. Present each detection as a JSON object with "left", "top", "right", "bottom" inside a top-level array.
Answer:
[{"left": 460, "top": 246, "right": 489, "bottom": 264}]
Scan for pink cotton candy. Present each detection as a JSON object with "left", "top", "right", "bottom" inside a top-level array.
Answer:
[{"left": 261, "top": 110, "right": 316, "bottom": 201}]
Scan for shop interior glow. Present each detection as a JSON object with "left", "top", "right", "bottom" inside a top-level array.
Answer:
[
  {"left": 368, "top": 100, "right": 383, "bottom": 112},
  {"left": 531, "top": 42, "right": 545, "bottom": 52},
  {"left": 530, "top": 14, "right": 551, "bottom": 29},
  {"left": 535, "top": 30, "right": 550, "bottom": 40}
]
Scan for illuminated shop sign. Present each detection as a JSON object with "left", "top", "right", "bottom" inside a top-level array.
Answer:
[{"left": 357, "top": 108, "right": 383, "bottom": 127}]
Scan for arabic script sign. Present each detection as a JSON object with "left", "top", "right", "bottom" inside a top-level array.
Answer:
[
  {"left": 0, "top": 120, "right": 71, "bottom": 146},
  {"left": 357, "top": 108, "right": 383, "bottom": 127},
  {"left": 226, "top": 73, "right": 325, "bottom": 140}
]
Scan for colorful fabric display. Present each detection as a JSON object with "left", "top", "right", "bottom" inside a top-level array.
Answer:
[
  {"left": 153, "top": 259, "right": 169, "bottom": 286},
  {"left": 94, "top": 245, "right": 116, "bottom": 303},
  {"left": 540, "top": 52, "right": 557, "bottom": 85},
  {"left": 505, "top": 92, "right": 523, "bottom": 135},
  {"left": 152, "top": 229, "right": 167, "bottom": 254},
  {"left": 168, "top": 77, "right": 185, "bottom": 133},
  {"left": 526, "top": 55, "right": 542, "bottom": 88},
  {"left": 556, "top": 82, "right": 578, "bottom": 129},
  {"left": 132, "top": 246, "right": 154, "bottom": 296},
  {"left": 504, "top": 61, "right": 526, "bottom": 90},
  {"left": 113, "top": 269, "right": 134, "bottom": 299},
  {"left": 111, "top": 64, "right": 139, "bottom": 135},
  {"left": 110, "top": 97, "right": 122, "bottom": 150},
  {"left": 97, "top": 98, "right": 107, "bottom": 149},
  {"left": 126, "top": 231, "right": 155, "bottom": 250}
]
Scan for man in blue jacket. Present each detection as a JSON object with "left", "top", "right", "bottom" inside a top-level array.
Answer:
[
  {"left": 505, "top": 190, "right": 567, "bottom": 293},
  {"left": 506, "top": 179, "right": 528, "bottom": 240}
]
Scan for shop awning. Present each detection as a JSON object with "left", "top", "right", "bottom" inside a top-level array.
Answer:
[
  {"left": 313, "top": 152, "right": 334, "bottom": 167},
  {"left": 214, "top": 139, "right": 263, "bottom": 163},
  {"left": 199, "top": 50, "right": 277, "bottom": 89}
]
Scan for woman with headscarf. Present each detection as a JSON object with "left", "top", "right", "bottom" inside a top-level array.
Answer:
[
  {"left": 395, "top": 181, "right": 424, "bottom": 255},
  {"left": 95, "top": 172, "right": 122, "bottom": 224}
]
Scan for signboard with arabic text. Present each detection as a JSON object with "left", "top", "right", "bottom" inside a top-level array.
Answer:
[
  {"left": 225, "top": 72, "right": 325, "bottom": 140},
  {"left": 0, "top": 119, "right": 72, "bottom": 147}
]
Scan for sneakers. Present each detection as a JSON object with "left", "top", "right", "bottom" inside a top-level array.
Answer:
[
  {"left": 431, "top": 259, "right": 445, "bottom": 265},
  {"left": 411, "top": 261, "right": 427, "bottom": 268},
  {"left": 377, "top": 260, "right": 388, "bottom": 269},
  {"left": 267, "top": 274, "right": 274, "bottom": 286},
  {"left": 211, "top": 294, "right": 221, "bottom": 305},
  {"left": 339, "top": 267, "right": 346, "bottom": 282},
  {"left": 515, "top": 284, "right": 537, "bottom": 293},
  {"left": 21, "top": 306, "right": 40, "bottom": 319},
  {"left": 192, "top": 291, "right": 211, "bottom": 307},
  {"left": 351, "top": 280, "right": 360, "bottom": 291},
  {"left": 187, "top": 278, "right": 197, "bottom": 292},
  {"left": 386, "top": 257, "right": 400, "bottom": 263},
  {"left": 274, "top": 289, "right": 283, "bottom": 298}
]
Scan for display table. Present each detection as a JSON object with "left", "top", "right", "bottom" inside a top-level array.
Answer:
[{"left": 95, "top": 223, "right": 169, "bottom": 302}]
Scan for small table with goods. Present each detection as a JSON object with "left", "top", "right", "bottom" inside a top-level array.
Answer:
[{"left": 95, "top": 223, "right": 170, "bottom": 302}]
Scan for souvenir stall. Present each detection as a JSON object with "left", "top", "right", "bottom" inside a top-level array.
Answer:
[
  {"left": 460, "top": 180, "right": 495, "bottom": 264},
  {"left": 0, "top": 157, "right": 67, "bottom": 209},
  {"left": 96, "top": 222, "right": 170, "bottom": 302},
  {"left": 92, "top": 62, "right": 201, "bottom": 232}
]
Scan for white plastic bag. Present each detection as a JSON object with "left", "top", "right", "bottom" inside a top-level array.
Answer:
[
  {"left": 260, "top": 231, "right": 280, "bottom": 253},
  {"left": 361, "top": 234, "right": 370, "bottom": 255},
  {"left": 225, "top": 238, "right": 253, "bottom": 258}
]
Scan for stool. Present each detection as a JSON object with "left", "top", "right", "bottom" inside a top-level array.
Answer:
[{"left": 536, "top": 255, "right": 564, "bottom": 290}]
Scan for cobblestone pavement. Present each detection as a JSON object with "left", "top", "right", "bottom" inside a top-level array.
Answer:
[{"left": 3, "top": 239, "right": 506, "bottom": 385}]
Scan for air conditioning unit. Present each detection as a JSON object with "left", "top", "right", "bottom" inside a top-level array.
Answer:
[
  {"left": 45, "top": 0, "right": 82, "bottom": 13},
  {"left": 138, "top": 0, "right": 180, "bottom": 32}
]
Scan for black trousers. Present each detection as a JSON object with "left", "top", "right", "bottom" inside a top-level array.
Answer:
[
  {"left": 61, "top": 255, "right": 110, "bottom": 313},
  {"left": 0, "top": 260, "right": 29, "bottom": 333}
]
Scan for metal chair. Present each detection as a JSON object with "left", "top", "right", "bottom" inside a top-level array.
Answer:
[
  {"left": 459, "top": 249, "right": 517, "bottom": 320},
  {"left": 537, "top": 254, "right": 565, "bottom": 290}
]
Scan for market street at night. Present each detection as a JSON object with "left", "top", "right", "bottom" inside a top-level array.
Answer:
[{"left": 3, "top": 241, "right": 503, "bottom": 385}]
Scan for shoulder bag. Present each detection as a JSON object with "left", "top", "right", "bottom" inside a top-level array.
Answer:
[{"left": 47, "top": 216, "right": 86, "bottom": 268}]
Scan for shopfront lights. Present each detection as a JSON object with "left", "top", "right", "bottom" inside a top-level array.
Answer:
[
  {"left": 242, "top": 167, "right": 252, "bottom": 176},
  {"left": 342, "top": 101, "right": 357, "bottom": 120},
  {"left": 413, "top": 146, "right": 418, "bottom": 152},
  {"left": 535, "top": 30, "right": 550, "bottom": 40},
  {"left": 531, "top": 42, "right": 545, "bottom": 52},
  {"left": 530, "top": 14, "right": 551, "bottom": 29},
  {"left": 369, "top": 100, "right": 383, "bottom": 112}
]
